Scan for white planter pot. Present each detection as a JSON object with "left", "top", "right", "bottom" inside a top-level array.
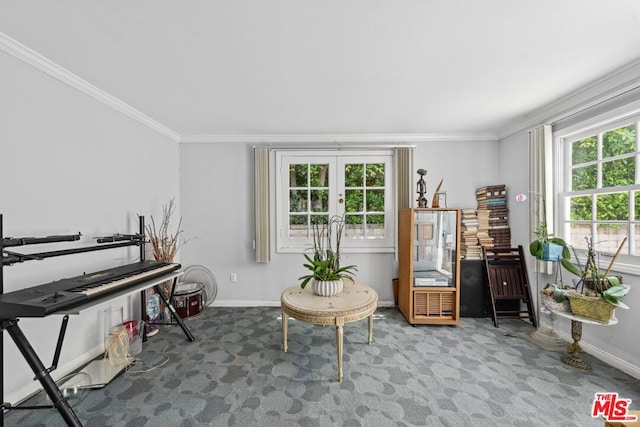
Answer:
[{"left": 312, "top": 279, "right": 344, "bottom": 297}]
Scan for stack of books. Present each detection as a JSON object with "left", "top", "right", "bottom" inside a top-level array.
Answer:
[
  {"left": 460, "top": 209, "right": 482, "bottom": 260},
  {"left": 476, "top": 185, "right": 511, "bottom": 248},
  {"left": 476, "top": 208, "right": 494, "bottom": 249}
]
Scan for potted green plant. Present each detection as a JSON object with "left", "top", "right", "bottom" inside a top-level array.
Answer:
[
  {"left": 298, "top": 215, "right": 358, "bottom": 297},
  {"left": 529, "top": 221, "right": 582, "bottom": 276}
]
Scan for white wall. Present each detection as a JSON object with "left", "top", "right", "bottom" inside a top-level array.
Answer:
[
  {"left": 499, "top": 130, "right": 640, "bottom": 378},
  {"left": 1, "top": 51, "right": 180, "bottom": 403},
  {"left": 179, "top": 139, "right": 501, "bottom": 305}
]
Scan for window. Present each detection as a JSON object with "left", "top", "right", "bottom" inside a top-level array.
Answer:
[
  {"left": 558, "top": 115, "right": 640, "bottom": 269},
  {"left": 276, "top": 149, "right": 394, "bottom": 252}
]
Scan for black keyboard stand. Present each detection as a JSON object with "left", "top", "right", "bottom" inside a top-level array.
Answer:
[
  {"left": 1, "top": 214, "right": 195, "bottom": 427},
  {"left": 144, "top": 276, "right": 195, "bottom": 342},
  {"left": 1, "top": 318, "right": 83, "bottom": 427}
]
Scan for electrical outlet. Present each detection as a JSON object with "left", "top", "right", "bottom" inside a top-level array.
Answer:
[{"left": 230, "top": 273, "right": 237, "bottom": 283}]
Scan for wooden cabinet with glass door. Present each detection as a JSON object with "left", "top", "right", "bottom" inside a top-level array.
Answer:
[{"left": 398, "top": 208, "right": 461, "bottom": 325}]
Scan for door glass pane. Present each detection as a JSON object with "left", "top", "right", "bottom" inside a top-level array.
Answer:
[
  {"left": 343, "top": 161, "right": 387, "bottom": 240},
  {"left": 345, "top": 189, "right": 363, "bottom": 212},
  {"left": 290, "top": 190, "right": 307, "bottom": 212},
  {"left": 366, "top": 163, "right": 385, "bottom": 186},
  {"left": 366, "top": 190, "right": 385, "bottom": 212},
  {"left": 366, "top": 214, "right": 385, "bottom": 238},
  {"left": 345, "top": 164, "right": 363, "bottom": 187},
  {"left": 289, "top": 215, "right": 308, "bottom": 238},
  {"left": 288, "top": 163, "right": 329, "bottom": 238},
  {"left": 345, "top": 214, "right": 364, "bottom": 238},
  {"left": 310, "top": 164, "right": 329, "bottom": 186},
  {"left": 309, "top": 189, "right": 328, "bottom": 212},
  {"left": 289, "top": 164, "right": 307, "bottom": 187},
  {"left": 636, "top": 191, "right": 640, "bottom": 221}
]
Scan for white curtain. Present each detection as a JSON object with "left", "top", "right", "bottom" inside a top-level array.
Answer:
[
  {"left": 529, "top": 124, "right": 553, "bottom": 274},
  {"left": 254, "top": 147, "right": 270, "bottom": 262}
]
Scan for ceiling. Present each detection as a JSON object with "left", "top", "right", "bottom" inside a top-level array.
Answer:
[{"left": 3, "top": 1, "right": 640, "bottom": 138}]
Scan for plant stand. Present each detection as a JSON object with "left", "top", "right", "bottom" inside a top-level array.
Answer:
[
  {"left": 526, "top": 259, "right": 567, "bottom": 351},
  {"left": 549, "top": 310, "right": 618, "bottom": 371}
]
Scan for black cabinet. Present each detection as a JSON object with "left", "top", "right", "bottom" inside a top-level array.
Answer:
[{"left": 459, "top": 259, "right": 519, "bottom": 318}]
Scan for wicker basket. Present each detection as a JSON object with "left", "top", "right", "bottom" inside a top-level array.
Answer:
[
  {"left": 564, "top": 291, "right": 614, "bottom": 322},
  {"left": 540, "top": 293, "right": 571, "bottom": 313}
]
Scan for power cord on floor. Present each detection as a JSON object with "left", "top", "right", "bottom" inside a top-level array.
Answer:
[{"left": 126, "top": 344, "right": 171, "bottom": 374}]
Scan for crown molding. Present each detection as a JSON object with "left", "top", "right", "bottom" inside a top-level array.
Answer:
[
  {"left": 0, "top": 32, "right": 180, "bottom": 142},
  {"left": 498, "top": 57, "right": 640, "bottom": 139},
  {"left": 179, "top": 132, "right": 499, "bottom": 144}
]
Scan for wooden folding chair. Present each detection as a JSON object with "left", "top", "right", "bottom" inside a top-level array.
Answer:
[{"left": 482, "top": 246, "right": 537, "bottom": 328}]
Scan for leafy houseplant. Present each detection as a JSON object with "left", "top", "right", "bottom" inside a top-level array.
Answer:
[
  {"left": 529, "top": 221, "right": 582, "bottom": 276},
  {"left": 519, "top": 191, "right": 582, "bottom": 275},
  {"left": 298, "top": 215, "right": 357, "bottom": 296}
]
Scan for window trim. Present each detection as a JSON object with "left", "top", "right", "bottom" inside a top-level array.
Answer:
[
  {"left": 274, "top": 149, "right": 395, "bottom": 254},
  {"left": 555, "top": 108, "right": 640, "bottom": 276}
]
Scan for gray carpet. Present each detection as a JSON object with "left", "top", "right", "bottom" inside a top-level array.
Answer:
[{"left": 4, "top": 306, "right": 639, "bottom": 426}]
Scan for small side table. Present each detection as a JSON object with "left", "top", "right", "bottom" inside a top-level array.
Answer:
[
  {"left": 280, "top": 283, "right": 378, "bottom": 382},
  {"left": 550, "top": 309, "right": 618, "bottom": 371}
]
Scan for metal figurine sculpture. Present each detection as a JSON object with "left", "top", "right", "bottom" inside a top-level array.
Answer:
[{"left": 416, "top": 169, "right": 428, "bottom": 208}]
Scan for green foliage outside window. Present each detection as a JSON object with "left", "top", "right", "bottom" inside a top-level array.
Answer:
[{"left": 570, "top": 125, "right": 637, "bottom": 221}]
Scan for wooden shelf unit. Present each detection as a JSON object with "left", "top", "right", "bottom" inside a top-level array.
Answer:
[{"left": 398, "top": 208, "right": 461, "bottom": 325}]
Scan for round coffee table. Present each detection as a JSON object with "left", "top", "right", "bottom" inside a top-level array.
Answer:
[{"left": 281, "top": 283, "right": 378, "bottom": 382}]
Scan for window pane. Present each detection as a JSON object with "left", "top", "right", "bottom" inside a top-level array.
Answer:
[
  {"left": 572, "top": 136, "right": 597, "bottom": 164},
  {"left": 344, "top": 164, "right": 363, "bottom": 187},
  {"left": 289, "top": 215, "right": 308, "bottom": 238},
  {"left": 366, "top": 190, "right": 385, "bottom": 212},
  {"left": 636, "top": 191, "right": 640, "bottom": 221},
  {"left": 595, "top": 224, "right": 629, "bottom": 254},
  {"left": 345, "top": 189, "right": 363, "bottom": 212},
  {"left": 310, "top": 164, "right": 329, "bottom": 186},
  {"left": 602, "top": 157, "right": 635, "bottom": 187},
  {"left": 310, "top": 215, "right": 328, "bottom": 225},
  {"left": 290, "top": 190, "right": 308, "bottom": 212},
  {"left": 289, "top": 164, "right": 307, "bottom": 187},
  {"left": 602, "top": 124, "right": 635, "bottom": 158},
  {"left": 570, "top": 195, "right": 592, "bottom": 220},
  {"left": 309, "top": 190, "right": 328, "bottom": 212},
  {"left": 572, "top": 165, "right": 597, "bottom": 190},
  {"left": 345, "top": 215, "right": 364, "bottom": 238},
  {"left": 366, "top": 163, "right": 385, "bottom": 186},
  {"left": 569, "top": 224, "right": 590, "bottom": 250},
  {"left": 367, "top": 215, "right": 385, "bottom": 237},
  {"left": 596, "top": 192, "right": 629, "bottom": 220}
]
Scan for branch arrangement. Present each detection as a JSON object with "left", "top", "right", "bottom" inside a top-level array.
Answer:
[{"left": 145, "top": 199, "right": 185, "bottom": 262}]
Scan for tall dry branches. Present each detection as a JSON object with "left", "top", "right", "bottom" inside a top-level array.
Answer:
[{"left": 145, "top": 199, "right": 184, "bottom": 262}]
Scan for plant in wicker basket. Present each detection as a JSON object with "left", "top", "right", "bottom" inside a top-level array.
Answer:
[{"left": 564, "top": 236, "right": 631, "bottom": 322}]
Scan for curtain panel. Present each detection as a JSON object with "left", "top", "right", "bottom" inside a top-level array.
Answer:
[{"left": 529, "top": 124, "right": 554, "bottom": 274}]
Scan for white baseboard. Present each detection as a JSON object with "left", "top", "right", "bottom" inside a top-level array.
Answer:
[
  {"left": 210, "top": 299, "right": 397, "bottom": 308},
  {"left": 555, "top": 329, "right": 640, "bottom": 379}
]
